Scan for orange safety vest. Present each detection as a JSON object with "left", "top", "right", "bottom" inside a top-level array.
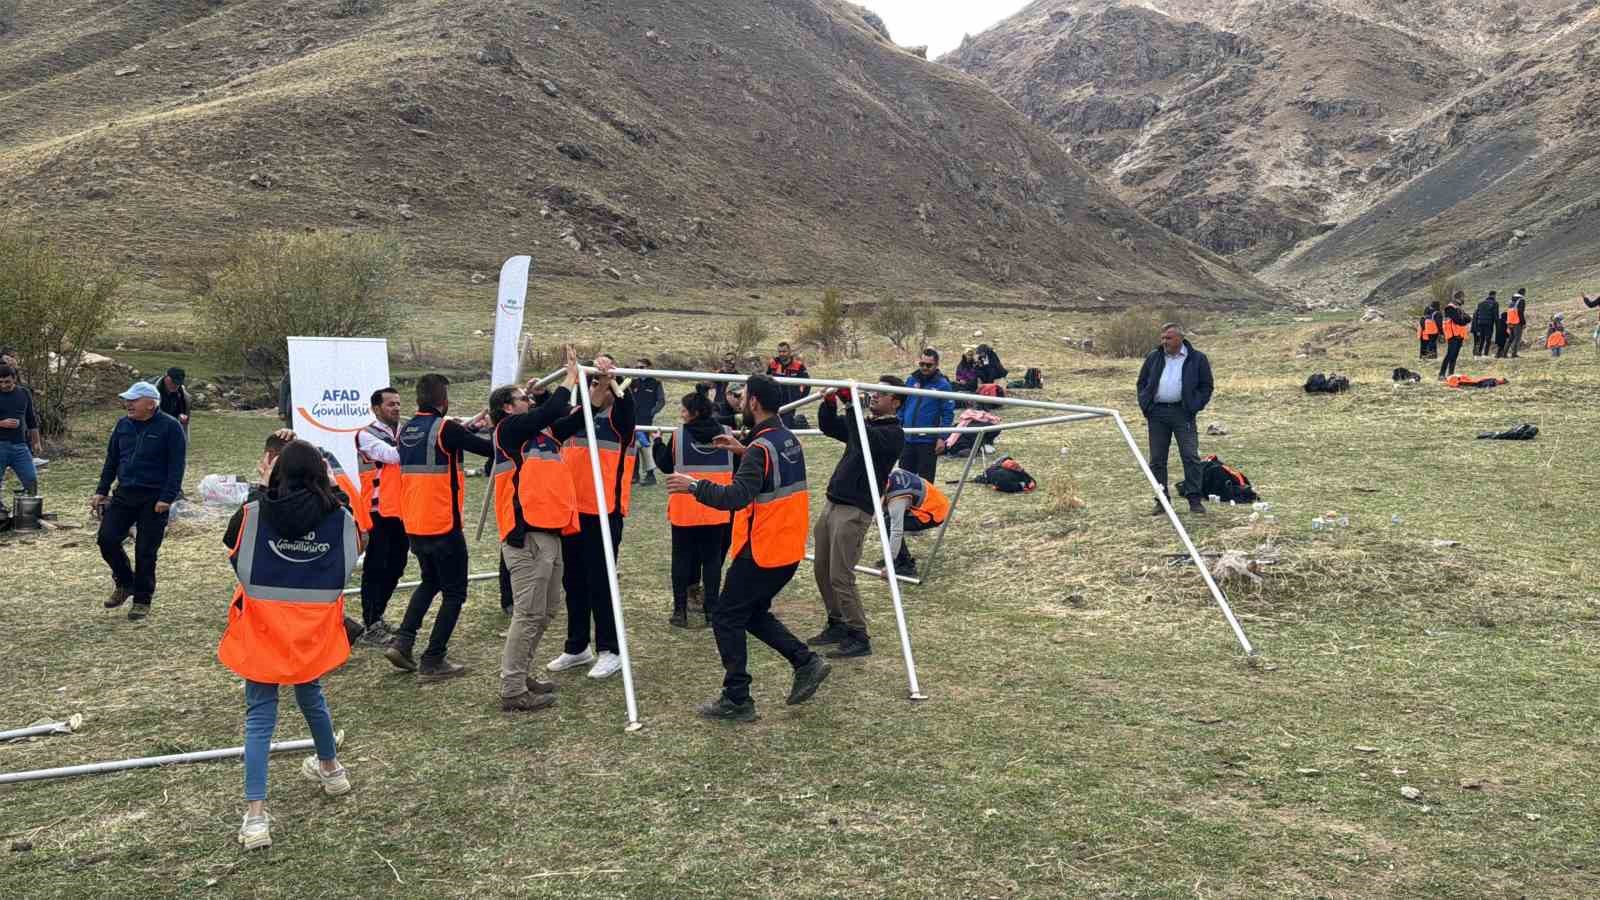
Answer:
[
  {"left": 357, "top": 422, "right": 402, "bottom": 521},
  {"left": 728, "top": 424, "right": 808, "bottom": 567},
  {"left": 1419, "top": 316, "right": 1439, "bottom": 339},
  {"left": 563, "top": 406, "right": 635, "bottom": 517},
  {"left": 320, "top": 449, "right": 371, "bottom": 532},
  {"left": 217, "top": 501, "right": 357, "bottom": 684},
  {"left": 397, "top": 412, "right": 464, "bottom": 537},
  {"left": 666, "top": 424, "right": 735, "bottom": 528},
  {"left": 1441, "top": 308, "right": 1468, "bottom": 342},
  {"left": 493, "top": 421, "right": 580, "bottom": 540},
  {"left": 1506, "top": 303, "right": 1522, "bottom": 326},
  {"left": 884, "top": 469, "right": 950, "bottom": 527},
  {"left": 1547, "top": 330, "right": 1567, "bottom": 349}
]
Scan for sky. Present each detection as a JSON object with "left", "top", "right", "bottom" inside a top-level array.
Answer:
[{"left": 865, "top": 1, "right": 1035, "bottom": 58}]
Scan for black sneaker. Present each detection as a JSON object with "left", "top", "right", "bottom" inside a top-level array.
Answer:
[
  {"left": 641, "top": 472, "right": 657, "bottom": 486},
  {"left": 668, "top": 610, "right": 689, "bottom": 629},
  {"left": 501, "top": 691, "right": 556, "bottom": 713},
  {"left": 696, "top": 696, "right": 757, "bottom": 722},
  {"left": 1150, "top": 498, "right": 1168, "bottom": 517},
  {"left": 786, "top": 656, "right": 831, "bottom": 706},
  {"left": 104, "top": 586, "right": 131, "bottom": 609},
  {"left": 1187, "top": 496, "right": 1206, "bottom": 514},
  {"left": 127, "top": 602, "right": 151, "bottom": 621},
  {"left": 418, "top": 658, "right": 468, "bottom": 683},
  {"left": 343, "top": 616, "right": 365, "bottom": 646},
  {"left": 806, "top": 621, "right": 847, "bottom": 647},
  {"left": 385, "top": 642, "right": 418, "bottom": 672},
  {"left": 826, "top": 632, "right": 871, "bottom": 659}
]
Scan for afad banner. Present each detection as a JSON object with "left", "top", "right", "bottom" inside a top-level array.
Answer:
[
  {"left": 287, "top": 337, "right": 392, "bottom": 479},
  {"left": 491, "top": 255, "right": 531, "bottom": 389}
]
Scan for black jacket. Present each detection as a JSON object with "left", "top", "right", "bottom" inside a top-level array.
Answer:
[
  {"left": 1473, "top": 297, "right": 1499, "bottom": 330},
  {"left": 818, "top": 396, "right": 904, "bottom": 515},
  {"left": 1136, "top": 341, "right": 1214, "bottom": 417},
  {"left": 631, "top": 377, "right": 666, "bottom": 427}
]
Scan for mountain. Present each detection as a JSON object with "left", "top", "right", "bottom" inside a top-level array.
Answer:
[
  {"left": 948, "top": 0, "right": 1600, "bottom": 304},
  {"left": 0, "top": 0, "right": 1272, "bottom": 309}
]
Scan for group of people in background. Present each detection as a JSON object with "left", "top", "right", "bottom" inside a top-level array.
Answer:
[{"left": 1420, "top": 288, "right": 1539, "bottom": 378}]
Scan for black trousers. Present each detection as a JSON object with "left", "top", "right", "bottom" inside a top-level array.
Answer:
[
  {"left": 1471, "top": 330, "right": 1491, "bottom": 356},
  {"left": 1506, "top": 324, "right": 1525, "bottom": 357},
  {"left": 671, "top": 523, "right": 730, "bottom": 615},
  {"left": 1145, "top": 404, "right": 1203, "bottom": 498},
  {"left": 563, "top": 512, "right": 624, "bottom": 654},
  {"left": 96, "top": 487, "right": 169, "bottom": 604},
  {"left": 899, "top": 441, "right": 938, "bottom": 483},
  {"left": 1439, "top": 338, "right": 1464, "bottom": 378},
  {"left": 396, "top": 529, "right": 469, "bottom": 662},
  {"left": 711, "top": 555, "right": 814, "bottom": 704},
  {"left": 359, "top": 513, "right": 410, "bottom": 627}
]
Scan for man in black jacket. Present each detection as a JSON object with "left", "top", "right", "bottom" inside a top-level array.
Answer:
[
  {"left": 629, "top": 358, "right": 665, "bottom": 487},
  {"left": 1472, "top": 291, "right": 1498, "bottom": 357},
  {"left": 93, "top": 381, "right": 188, "bottom": 620},
  {"left": 1135, "top": 324, "right": 1214, "bottom": 515},
  {"left": 808, "top": 377, "right": 905, "bottom": 659}
]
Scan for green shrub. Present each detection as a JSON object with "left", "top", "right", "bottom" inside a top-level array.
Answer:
[
  {"left": 1097, "top": 308, "right": 1165, "bottom": 359},
  {"left": 733, "top": 315, "right": 768, "bottom": 357},
  {"left": 0, "top": 227, "right": 121, "bottom": 436},
  {"left": 1427, "top": 270, "right": 1459, "bottom": 312},
  {"left": 797, "top": 289, "right": 847, "bottom": 353},
  {"left": 191, "top": 231, "right": 405, "bottom": 387}
]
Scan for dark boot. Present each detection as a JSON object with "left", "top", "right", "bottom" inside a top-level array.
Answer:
[
  {"left": 501, "top": 691, "right": 556, "bottom": 713},
  {"left": 127, "top": 602, "right": 151, "bottom": 621},
  {"left": 696, "top": 696, "right": 757, "bottom": 722},
  {"left": 826, "top": 630, "right": 872, "bottom": 659},
  {"left": 787, "top": 656, "right": 831, "bottom": 706},
  {"left": 418, "top": 657, "right": 468, "bottom": 683},
  {"left": 806, "top": 620, "right": 848, "bottom": 647},
  {"left": 104, "top": 586, "right": 131, "bottom": 609},
  {"left": 385, "top": 640, "right": 418, "bottom": 672},
  {"left": 1187, "top": 496, "right": 1206, "bottom": 515},
  {"left": 669, "top": 606, "right": 689, "bottom": 629}
]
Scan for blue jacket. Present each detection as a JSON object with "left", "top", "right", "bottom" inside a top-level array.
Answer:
[
  {"left": 97, "top": 412, "right": 188, "bottom": 503},
  {"left": 1136, "top": 341, "right": 1214, "bottom": 417},
  {"left": 900, "top": 370, "right": 955, "bottom": 445}
]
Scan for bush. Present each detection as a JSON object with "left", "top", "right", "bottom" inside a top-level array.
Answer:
[
  {"left": 914, "top": 300, "right": 940, "bottom": 353},
  {"left": 332, "top": 0, "right": 384, "bottom": 18},
  {"left": 871, "top": 298, "right": 919, "bottom": 351},
  {"left": 1097, "top": 308, "right": 1165, "bottom": 359},
  {"left": 733, "top": 316, "right": 768, "bottom": 357},
  {"left": 797, "top": 289, "right": 847, "bottom": 353},
  {"left": 0, "top": 228, "right": 121, "bottom": 436},
  {"left": 1427, "top": 270, "right": 1459, "bottom": 311},
  {"left": 191, "top": 231, "right": 406, "bottom": 387}
]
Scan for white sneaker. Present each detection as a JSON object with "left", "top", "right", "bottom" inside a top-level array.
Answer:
[
  {"left": 299, "top": 755, "right": 351, "bottom": 796},
  {"left": 32, "top": 458, "right": 48, "bottom": 468},
  {"left": 238, "top": 812, "right": 272, "bottom": 850},
  {"left": 546, "top": 647, "right": 596, "bottom": 672},
  {"left": 587, "top": 651, "right": 622, "bottom": 680}
]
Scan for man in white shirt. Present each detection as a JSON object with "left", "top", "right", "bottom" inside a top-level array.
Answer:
[
  {"left": 1135, "top": 323, "right": 1214, "bottom": 515},
  {"left": 355, "top": 386, "right": 408, "bottom": 645}
]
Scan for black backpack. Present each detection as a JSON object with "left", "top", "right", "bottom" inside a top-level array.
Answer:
[
  {"left": 976, "top": 456, "right": 1036, "bottom": 493},
  {"left": 1304, "top": 372, "right": 1350, "bottom": 394},
  {"left": 1198, "top": 454, "right": 1258, "bottom": 503}
]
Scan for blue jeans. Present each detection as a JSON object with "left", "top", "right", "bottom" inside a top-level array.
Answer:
[
  {"left": 243, "top": 680, "right": 338, "bottom": 802},
  {"left": 0, "top": 441, "right": 36, "bottom": 497}
]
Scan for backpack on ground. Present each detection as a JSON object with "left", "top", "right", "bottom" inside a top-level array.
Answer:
[
  {"left": 1392, "top": 367, "right": 1423, "bottom": 383},
  {"left": 1476, "top": 423, "right": 1537, "bottom": 440},
  {"left": 975, "top": 456, "right": 1036, "bottom": 493},
  {"left": 1008, "top": 367, "right": 1044, "bottom": 390},
  {"left": 1198, "top": 454, "right": 1258, "bottom": 503},
  {"left": 1304, "top": 372, "right": 1350, "bottom": 394}
]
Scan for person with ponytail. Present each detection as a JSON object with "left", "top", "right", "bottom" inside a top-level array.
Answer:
[
  {"left": 653, "top": 390, "right": 735, "bottom": 628},
  {"left": 219, "top": 439, "right": 360, "bottom": 850}
]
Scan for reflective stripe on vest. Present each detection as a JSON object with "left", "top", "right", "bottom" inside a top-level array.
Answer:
[
  {"left": 218, "top": 501, "right": 356, "bottom": 684},
  {"left": 667, "top": 424, "right": 734, "bottom": 528},
  {"left": 494, "top": 422, "right": 580, "bottom": 539},
  {"left": 563, "top": 409, "right": 635, "bottom": 517},
  {"left": 359, "top": 423, "right": 402, "bottom": 520},
  {"left": 398, "top": 413, "right": 462, "bottom": 536},
  {"left": 728, "top": 426, "right": 808, "bottom": 567}
]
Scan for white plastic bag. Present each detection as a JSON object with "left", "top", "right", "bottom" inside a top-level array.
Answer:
[{"left": 198, "top": 474, "right": 251, "bottom": 507}]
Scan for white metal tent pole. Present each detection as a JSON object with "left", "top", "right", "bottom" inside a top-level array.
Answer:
[
  {"left": 780, "top": 391, "right": 823, "bottom": 415},
  {"left": 576, "top": 373, "right": 643, "bottom": 732},
  {"left": 353, "top": 572, "right": 498, "bottom": 595},
  {"left": 0, "top": 714, "right": 83, "bottom": 742},
  {"left": 900, "top": 412, "right": 1105, "bottom": 435},
  {"left": 803, "top": 552, "right": 920, "bottom": 584},
  {"left": 1108, "top": 411, "right": 1256, "bottom": 656},
  {"left": 846, "top": 384, "right": 926, "bottom": 701},
  {"left": 0, "top": 733, "right": 341, "bottom": 786}
]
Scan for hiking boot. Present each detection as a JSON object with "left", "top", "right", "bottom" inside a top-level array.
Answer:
[
  {"left": 686, "top": 584, "right": 704, "bottom": 617},
  {"left": 385, "top": 641, "right": 419, "bottom": 672},
  {"left": 356, "top": 621, "right": 393, "bottom": 648},
  {"left": 238, "top": 813, "right": 272, "bottom": 851},
  {"left": 525, "top": 676, "right": 558, "bottom": 695},
  {"left": 501, "top": 690, "right": 557, "bottom": 713},
  {"left": 696, "top": 696, "right": 757, "bottom": 722},
  {"left": 826, "top": 632, "right": 872, "bottom": 659},
  {"left": 343, "top": 616, "right": 365, "bottom": 646},
  {"left": 417, "top": 658, "right": 468, "bottom": 683},
  {"left": 669, "top": 610, "right": 690, "bottom": 629},
  {"left": 127, "top": 602, "right": 151, "bottom": 621},
  {"left": 806, "top": 621, "right": 848, "bottom": 647},
  {"left": 299, "top": 756, "right": 351, "bottom": 796},
  {"left": 1150, "top": 498, "right": 1169, "bottom": 517},
  {"left": 104, "top": 586, "right": 132, "bottom": 609},
  {"left": 786, "top": 656, "right": 831, "bottom": 706},
  {"left": 1187, "top": 496, "right": 1206, "bottom": 514},
  {"left": 640, "top": 472, "right": 657, "bottom": 486},
  {"left": 546, "top": 647, "right": 596, "bottom": 672}
]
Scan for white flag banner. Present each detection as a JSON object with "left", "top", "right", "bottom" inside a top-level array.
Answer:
[
  {"left": 287, "top": 337, "right": 392, "bottom": 478},
  {"left": 492, "top": 255, "right": 531, "bottom": 389}
]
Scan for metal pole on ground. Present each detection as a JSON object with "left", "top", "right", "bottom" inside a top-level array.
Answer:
[
  {"left": 576, "top": 372, "right": 643, "bottom": 731},
  {"left": 0, "top": 732, "right": 343, "bottom": 786},
  {"left": 0, "top": 714, "right": 83, "bottom": 742},
  {"left": 846, "top": 385, "right": 926, "bottom": 701},
  {"left": 1108, "top": 412, "right": 1256, "bottom": 657},
  {"left": 803, "top": 552, "right": 920, "bottom": 584}
]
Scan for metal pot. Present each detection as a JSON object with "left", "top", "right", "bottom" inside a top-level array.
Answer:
[{"left": 12, "top": 493, "right": 42, "bottom": 530}]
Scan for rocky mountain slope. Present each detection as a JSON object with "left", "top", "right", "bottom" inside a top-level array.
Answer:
[
  {"left": 949, "top": 0, "right": 1600, "bottom": 304},
  {"left": 0, "top": 0, "right": 1271, "bottom": 309}
]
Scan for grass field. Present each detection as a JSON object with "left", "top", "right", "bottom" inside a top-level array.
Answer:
[{"left": 3, "top": 300, "right": 1599, "bottom": 898}]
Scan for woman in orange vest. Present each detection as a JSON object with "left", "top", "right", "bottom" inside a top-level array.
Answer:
[
  {"left": 1438, "top": 291, "right": 1472, "bottom": 379},
  {"left": 1418, "top": 301, "right": 1442, "bottom": 359},
  {"left": 1546, "top": 313, "right": 1568, "bottom": 357},
  {"left": 218, "top": 440, "right": 359, "bottom": 851},
  {"left": 881, "top": 467, "right": 951, "bottom": 576},
  {"left": 652, "top": 391, "right": 735, "bottom": 628}
]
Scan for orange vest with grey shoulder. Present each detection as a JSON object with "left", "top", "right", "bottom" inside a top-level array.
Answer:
[
  {"left": 320, "top": 449, "right": 370, "bottom": 532},
  {"left": 397, "top": 412, "right": 465, "bottom": 537},
  {"left": 728, "top": 424, "right": 809, "bottom": 567},
  {"left": 666, "top": 424, "right": 735, "bottom": 528},
  {"left": 563, "top": 407, "right": 636, "bottom": 517},
  {"left": 492, "top": 421, "right": 580, "bottom": 539},
  {"left": 884, "top": 469, "right": 950, "bottom": 527}
]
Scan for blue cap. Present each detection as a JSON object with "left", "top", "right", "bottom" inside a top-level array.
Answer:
[{"left": 118, "top": 381, "right": 160, "bottom": 401}]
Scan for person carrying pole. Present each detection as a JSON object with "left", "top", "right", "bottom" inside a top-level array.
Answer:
[
  {"left": 547, "top": 355, "right": 635, "bottom": 681},
  {"left": 879, "top": 467, "right": 950, "bottom": 575},
  {"left": 384, "top": 374, "right": 495, "bottom": 682},
  {"left": 664, "top": 374, "right": 830, "bottom": 722},
  {"left": 808, "top": 376, "right": 906, "bottom": 659},
  {"left": 652, "top": 389, "right": 734, "bottom": 629},
  {"left": 218, "top": 440, "right": 358, "bottom": 851},
  {"left": 487, "top": 348, "right": 585, "bottom": 713},
  {"left": 1439, "top": 291, "right": 1471, "bottom": 379},
  {"left": 354, "top": 387, "right": 407, "bottom": 646}
]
